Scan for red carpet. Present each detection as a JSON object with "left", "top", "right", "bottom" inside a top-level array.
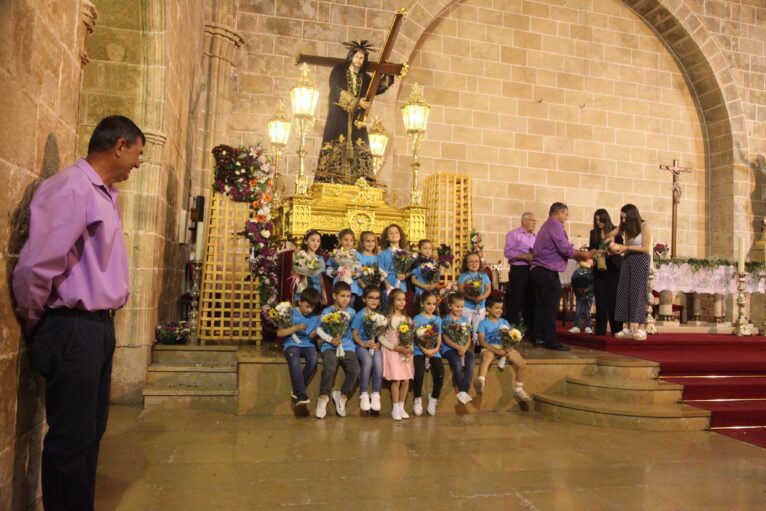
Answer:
[{"left": 558, "top": 327, "right": 766, "bottom": 449}]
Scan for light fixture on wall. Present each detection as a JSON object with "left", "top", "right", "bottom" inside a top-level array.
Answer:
[
  {"left": 367, "top": 116, "right": 389, "bottom": 177},
  {"left": 401, "top": 83, "right": 430, "bottom": 206},
  {"left": 290, "top": 63, "right": 319, "bottom": 195},
  {"left": 267, "top": 100, "right": 292, "bottom": 202}
]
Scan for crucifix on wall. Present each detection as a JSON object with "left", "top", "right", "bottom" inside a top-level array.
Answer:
[
  {"left": 296, "top": 9, "right": 409, "bottom": 185},
  {"left": 659, "top": 159, "right": 691, "bottom": 258}
]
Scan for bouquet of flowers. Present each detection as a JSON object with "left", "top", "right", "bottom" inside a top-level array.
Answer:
[
  {"left": 360, "top": 264, "right": 386, "bottom": 288},
  {"left": 321, "top": 310, "right": 351, "bottom": 358},
  {"left": 415, "top": 323, "right": 439, "bottom": 351},
  {"left": 155, "top": 321, "right": 191, "bottom": 345},
  {"left": 419, "top": 261, "right": 440, "bottom": 285},
  {"left": 463, "top": 274, "right": 484, "bottom": 297},
  {"left": 266, "top": 301, "right": 305, "bottom": 346},
  {"left": 437, "top": 244, "right": 454, "bottom": 268},
  {"left": 291, "top": 249, "right": 324, "bottom": 295},
  {"left": 331, "top": 247, "right": 361, "bottom": 285},
  {"left": 469, "top": 229, "right": 484, "bottom": 256},
  {"left": 397, "top": 319, "right": 415, "bottom": 361},
  {"left": 497, "top": 325, "right": 523, "bottom": 369},
  {"left": 392, "top": 248, "right": 414, "bottom": 286},
  {"left": 364, "top": 311, "right": 388, "bottom": 355},
  {"left": 444, "top": 320, "right": 471, "bottom": 366}
]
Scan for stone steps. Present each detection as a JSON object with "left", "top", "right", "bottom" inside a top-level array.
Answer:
[
  {"left": 143, "top": 345, "right": 238, "bottom": 413},
  {"left": 534, "top": 355, "right": 709, "bottom": 431}
]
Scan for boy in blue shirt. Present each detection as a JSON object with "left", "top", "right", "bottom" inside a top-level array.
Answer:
[
  {"left": 475, "top": 296, "right": 531, "bottom": 409},
  {"left": 276, "top": 288, "right": 321, "bottom": 416},
  {"left": 316, "top": 281, "right": 359, "bottom": 419}
]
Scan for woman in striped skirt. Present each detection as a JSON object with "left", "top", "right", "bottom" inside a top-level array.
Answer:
[{"left": 609, "top": 204, "right": 652, "bottom": 340}]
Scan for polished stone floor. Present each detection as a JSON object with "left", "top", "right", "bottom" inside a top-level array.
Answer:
[{"left": 96, "top": 406, "right": 766, "bottom": 510}]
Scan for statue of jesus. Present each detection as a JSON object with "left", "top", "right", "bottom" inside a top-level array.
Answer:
[{"left": 314, "top": 40, "right": 394, "bottom": 185}]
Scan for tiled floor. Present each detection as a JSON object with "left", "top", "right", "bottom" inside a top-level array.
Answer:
[{"left": 96, "top": 406, "right": 766, "bottom": 510}]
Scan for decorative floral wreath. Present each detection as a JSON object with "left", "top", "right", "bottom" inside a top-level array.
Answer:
[
  {"left": 211, "top": 144, "right": 279, "bottom": 319},
  {"left": 469, "top": 228, "right": 484, "bottom": 256}
]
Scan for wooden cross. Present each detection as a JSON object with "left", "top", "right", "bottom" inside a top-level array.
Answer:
[
  {"left": 659, "top": 159, "right": 691, "bottom": 258},
  {"left": 295, "top": 8, "right": 409, "bottom": 126}
]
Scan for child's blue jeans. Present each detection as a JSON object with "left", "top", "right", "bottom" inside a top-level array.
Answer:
[
  {"left": 575, "top": 295, "right": 594, "bottom": 329},
  {"left": 356, "top": 346, "right": 383, "bottom": 393},
  {"left": 284, "top": 346, "right": 317, "bottom": 400}
]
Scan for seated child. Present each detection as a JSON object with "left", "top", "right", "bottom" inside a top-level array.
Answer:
[
  {"left": 475, "top": 296, "right": 532, "bottom": 410},
  {"left": 276, "top": 288, "right": 321, "bottom": 416},
  {"left": 315, "top": 282, "right": 358, "bottom": 419},
  {"left": 351, "top": 286, "right": 385, "bottom": 416},
  {"left": 440, "top": 292, "right": 475, "bottom": 405}
]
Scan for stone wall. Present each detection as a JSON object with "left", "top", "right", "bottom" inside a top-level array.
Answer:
[
  {"left": 228, "top": 0, "right": 765, "bottom": 262},
  {"left": 0, "top": 1, "right": 92, "bottom": 508},
  {"left": 79, "top": 0, "right": 207, "bottom": 403}
]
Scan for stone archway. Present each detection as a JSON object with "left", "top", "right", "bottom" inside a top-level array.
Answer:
[{"left": 391, "top": 0, "right": 747, "bottom": 258}]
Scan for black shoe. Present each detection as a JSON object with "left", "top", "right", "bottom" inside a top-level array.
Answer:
[
  {"left": 545, "top": 342, "right": 570, "bottom": 351},
  {"left": 533, "top": 339, "right": 545, "bottom": 348}
]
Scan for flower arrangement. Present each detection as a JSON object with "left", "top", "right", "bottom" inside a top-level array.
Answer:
[
  {"left": 293, "top": 250, "right": 322, "bottom": 276},
  {"left": 322, "top": 310, "right": 351, "bottom": 357},
  {"left": 420, "top": 261, "right": 440, "bottom": 285},
  {"left": 241, "top": 221, "right": 273, "bottom": 252},
  {"left": 444, "top": 320, "right": 472, "bottom": 366},
  {"left": 212, "top": 145, "right": 272, "bottom": 211},
  {"left": 497, "top": 325, "right": 522, "bottom": 369},
  {"left": 415, "top": 323, "right": 439, "bottom": 350},
  {"left": 266, "top": 301, "right": 293, "bottom": 329},
  {"left": 437, "top": 244, "right": 454, "bottom": 268},
  {"left": 397, "top": 319, "right": 415, "bottom": 361},
  {"left": 360, "top": 264, "right": 386, "bottom": 288},
  {"left": 469, "top": 228, "right": 484, "bottom": 256},
  {"left": 331, "top": 247, "right": 361, "bottom": 285},
  {"left": 463, "top": 276, "right": 484, "bottom": 297},
  {"left": 392, "top": 248, "right": 414, "bottom": 276},
  {"left": 155, "top": 321, "right": 191, "bottom": 345},
  {"left": 364, "top": 311, "right": 388, "bottom": 343}
]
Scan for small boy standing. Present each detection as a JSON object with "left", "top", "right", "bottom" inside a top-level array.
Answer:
[
  {"left": 569, "top": 259, "right": 595, "bottom": 334},
  {"left": 276, "top": 288, "right": 321, "bottom": 416},
  {"left": 316, "top": 282, "right": 359, "bottom": 419}
]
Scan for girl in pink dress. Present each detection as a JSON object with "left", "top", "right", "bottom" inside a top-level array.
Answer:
[{"left": 380, "top": 289, "right": 414, "bottom": 421}]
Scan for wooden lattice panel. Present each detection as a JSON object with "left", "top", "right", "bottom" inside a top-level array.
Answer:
[
  {"left": 198, "top": 192, "right": 261, "bottom": 343},
  {"left": 424, "top": 172, "right": 473, "bottom": 282}
]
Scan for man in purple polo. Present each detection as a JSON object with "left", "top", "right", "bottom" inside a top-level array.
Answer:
[
  {"left": 503, "top": 212, "right": 537, "bottom": 339},
  {"left": 13, "top": 115, "right": 144, "bottom": 511},
  {"left": 530, "top": 202, "right": 590, "bottom": 351}
]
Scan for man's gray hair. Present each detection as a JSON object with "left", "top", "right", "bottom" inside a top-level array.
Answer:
[{"left": 521, "top": 212, "right": 534, "bottom": 222}]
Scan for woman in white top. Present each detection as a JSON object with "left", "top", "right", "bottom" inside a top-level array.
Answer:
[{"left": 608, "top": 204, "right": 652, "bottom": 340}]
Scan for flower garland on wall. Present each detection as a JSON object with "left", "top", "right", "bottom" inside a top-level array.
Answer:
[
  {"left": 211, "top": 144, "right": 279, "bottom": 317},
  {"left": 655, "top": 258, "right": 765, "bottom": 274}
]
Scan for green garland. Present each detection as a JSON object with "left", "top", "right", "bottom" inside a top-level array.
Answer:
[{"left": 655, "top": 257, "right": 766, "bottom": 274}]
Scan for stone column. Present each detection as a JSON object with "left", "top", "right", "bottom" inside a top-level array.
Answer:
[{"left": 195, "top": 22, "right": 244, "bottom": 199}]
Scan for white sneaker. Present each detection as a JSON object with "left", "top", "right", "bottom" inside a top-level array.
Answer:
[
  {"left": 331, "top": 390, "right": 347, "bottom": 417},
  {"left": 427, "top": 394, "right": 438, "bottom": 416},
  {"left": 315, "top": 395, "right": 329, "bottom": 419},
  {"left": 568, "top": 326, "right": 581, "bottom": 334},
  {"left": 456, "top": 391, "right": 468, "bottom": 404},
  {"left": 413, "top": 397, "right": 423, "bottom": 416},
  {"left": 370, "top": 392, "right": 381, "bottom": 412},
  {"left": 615, "top": 328, "right": 632, "bottom": 338},
  {"left": 392, "top": 405, "right": 402, "bottom": 421},
  {"left": 633, "top": 330, "right": 647, "bottom": 341},
  {"left": 513, "top": 386, "right": 532, "bottom": 402},
  {"left": 360, "top": 392, "right": 371, "bottom": 412},
  {"left": 584, "top": 327, "right": 593, "bottom": 334},
  {"left": 460, "top": 391, "right": 473, "bottom": 403},
  {"left": 399, "top": 403, "right": 410, "bottom": 419},
  {"left": 474, "top": 376, "right": 485, "bottom": 395}
]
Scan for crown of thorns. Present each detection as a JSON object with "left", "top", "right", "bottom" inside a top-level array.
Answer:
[{"left": 343, "top": 40, "right": 377, "bottom": 53}]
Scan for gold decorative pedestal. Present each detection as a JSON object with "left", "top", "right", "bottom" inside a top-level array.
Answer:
[{"left": 274, "top": 178, "right": 426, "bottom": 245}]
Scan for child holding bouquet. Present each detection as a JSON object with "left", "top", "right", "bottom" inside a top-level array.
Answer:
[
  {"left": 292, "top": 229, "right": 326, "bottom": 303},
  {"left": 327, "top": 228, "right": 362, "bottom": 308},
  {"left": 412, "top": 291, "right": 444, "bottom": 416},
  {"left": 379, "top": 289, "right": 414, "bottom": 421},
  {"left": 457, "top": 252, "right": 492, "bottom": 341},
  {"left": 351, "top": 286, "right": 386, "bottom": 416},
  {"left": 274, "top": 288, "right": 321, "bottom": 415},
  {"left": 475, "top": 296, "right": 531, "bottom": 409},
  {"left": 357, "top": 231, "right": 386, "bottom": 304},
  {"left": 378, "top": 224, "right": 411, "bottom": 293},
  {"left": 411, "top": 239, "right": 440, "bottom": 298},
  {"left": 315, "top": 282, "right": 358, "bottom": 419},
  {"left": 440, "top": 292, "right": 475, "bottom": 405}
]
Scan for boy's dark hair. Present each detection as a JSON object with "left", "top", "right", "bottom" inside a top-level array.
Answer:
[
  {"left": 419, "top": 290, "right": 437, "bottom": 305},
  {"left": 88, "top": 115, "right": 145, "bottom": 154},
  {"left": 447, "top": 292, "right": 465, "bottom": 305},
  {"left": 362, "top": 285, "right": 381, "bottom": 298},
  {"left": 486, "top": 295, "right": 504, "bottom": 309},
  {"left": 332, "top": 281, "right": 351, "bottom": 294},
  {"left": 298, "top": 287, "right": 321, "bottom": 311}
]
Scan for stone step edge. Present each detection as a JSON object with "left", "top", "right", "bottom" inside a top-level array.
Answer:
[
  {"left": 153, "top": 345, "right": 239, "bottom": 352},
  {"left": 566, "top": 375, "right": 684, "bottom": 392},
  {"left": 147, "top": 364, "right": 237, "bottom": 373},
  {"left": 143, "top": 386, "right": 238, "bottom": 397},
  {"left": 534, "top": 392, "right": 710, "bottom": 419},
  {"left": 595, "top": 356, "right": 660, "bottom": 368}
]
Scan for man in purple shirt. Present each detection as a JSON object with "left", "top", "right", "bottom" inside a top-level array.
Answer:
[
  {"left": 503, "top": 212, "right": 537, "bottom": 339},
  {"left": 13, "top": 116, "right": 144, "bottom": 511},
  {"left": 530, "top": 202, "right": 590, "bottom": 351}
]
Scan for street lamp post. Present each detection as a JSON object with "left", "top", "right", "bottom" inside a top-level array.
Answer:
[
  {"left": 290, "top": 63, "right": 319, "bottom": 195},
  {"left": 401, "top": 83, "right": 430, "bottom": 206}
]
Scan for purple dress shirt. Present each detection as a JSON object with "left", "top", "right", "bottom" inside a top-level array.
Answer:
[
  {"left": 530, "top": 217, "right": 574, "bottom": 272},
  {"left": 13, "top": 159, "right": 130, "bottom": 325},
  {"left": 504, "top": 226, "right": 536, "bottom": 266}
]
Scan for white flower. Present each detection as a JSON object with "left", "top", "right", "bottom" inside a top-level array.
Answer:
[{"left": 261, "top": 229, "right": 271, "bottom": 239}]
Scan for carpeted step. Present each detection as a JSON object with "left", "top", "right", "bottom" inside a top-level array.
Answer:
[
  {"left": 663, "top": 376, "right": 766, "bottom": 401},
  {"left": 715, "top": 428, "right": 766, "bottom": 449},
  {"left": 685, "top": 400, "right": 766, "bottom": 428}
]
